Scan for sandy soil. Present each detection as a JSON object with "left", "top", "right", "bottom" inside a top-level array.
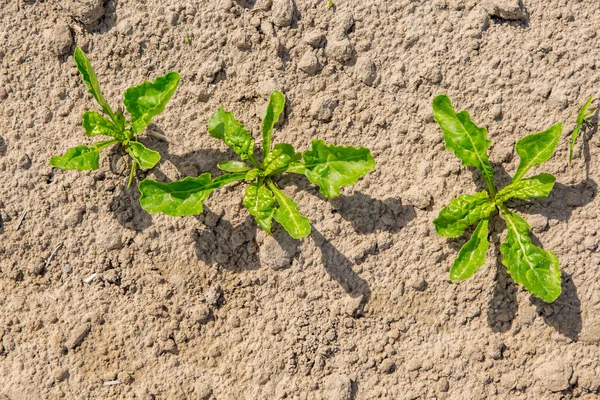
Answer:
[{"left": 1, "top": 0, "right": 600, "bottom": 398}]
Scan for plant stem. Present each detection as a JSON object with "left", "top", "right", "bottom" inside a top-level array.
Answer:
[
  {"left": 249, "top": 154, "right": 260, "bottom": 168},
  {"left": 127, "top": 160, "right": 138, "bottom": 189}
]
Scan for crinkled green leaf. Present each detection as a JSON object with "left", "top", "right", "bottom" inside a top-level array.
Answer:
[
  {"left": 50, "top": 139, "right": 118, "bottom": 170},
  {"left": 512, "top": 123, "right": 562, "bottom": 183},
  {"left": 126, "top": 142, "right": 161, "bottom": 169},
  {"left": 570, "top": 96, "right": 595, "bottom": 164},
  {"left": 300, "top": 140, "right": 375, "bottom": 198},
  {"left": 139, "top": 173, "right": 245, "bottom": 216},
  {"left": 243, "top": 182, "right": 276, "bottom": 233},
  {"left": 267, "top": 180, "right": 311, "bottom": 239},
  {"left": 208, "top": 106, "right": 255, "bottom": 160},
  {"left": 218, "top": 160, "right": 251, "bottom": 173},
  {"left": 500, "top": 209, "right": 562, "bottom": 303},
  {"left": 495, "top": 173, "right": 555, "bottom": 204},
  {"left": 73, "top": 47, "right": 115, "bottom": 121},
  {"left": 123, "top": 72, "right": 180, "bottom": 134},
  {"left": 434, "top": 191, "right": 496, "bottom": 238},
  {"left": 245, "top": 168, "right": 262, "bottom": 181},
  {"left": 432, "top": 95, "right": 496, "bottom": 194},
  {"left": 450, "top": 219, "right": 490, "bottom": 282},
  {"left": 262, "top": 90, "right": 286, "bottom": 158},
  {"left": 263, "top": 144, "right": 300, "bottom": 176},
  {"left": 82, "top": 111, "right": 124, "bottom": 139}
]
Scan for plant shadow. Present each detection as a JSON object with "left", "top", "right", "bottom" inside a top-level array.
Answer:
[
  {"left": 0, "top": 136, "right": 6, "bottom": 156},
  {"left": 311, "top": 228, "right": 371, "bottom": 314},
  {"left": 529, "top": 273, "right": 581, "bottom": 341}
]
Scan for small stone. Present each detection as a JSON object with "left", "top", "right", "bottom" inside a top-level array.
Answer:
[
  {"left": 96, "top": 230, "right": 123, "bottom": 251},
  {"left": 491, "top": 104, "right": 503, "bottom": 120},
  {"left": 116, "top": 18, "right": 135, "bottom": 35},
  {"left": 323, "top": 374, "right": 352, "bottom": 400},
  {"left": 298, "top": 51, "right": 320, "bottom": 75},
  {"left": 60, "top": 0, "right": 105, "bottom": 25},
  {"left": 117, "top": 371, "right": 133, "bottom": 385},
  {"left": 529, "top": 214, "right": 548, "bottom": 233},
  {"left": 406, "top": 359, "right": 422, "bottom": 372},
  {"left": 438, "top": 377, "right": 450, "bottom": 392},
  {"left": 304, "top": 30, "right": 325, "bottom": 47},
  {"left": 481, "top": 0, "right": 526, "bottom": 20},
  {"left": 27, "top": 257, "right": 45, "bottom": 277},
  {"left": 188, "top": 304, "right": 211, "bottom": 324},
  {"left": 410, "top": 279, "right": 428, "bottom": 292},
  {"left": 230, "top": 29, "right": 251, "bottom": 50},
  {"left": 258, "top": 232, "right": 298, "bottom": 270},
  {"left": 402, "top": 186, "right": 432, "bottom": 210},
  {"left": 354, "top": 57, "right": 377, "bottom": 86},
  {"left": 379, "top": 359, "right": 396, "bottom": 374},
  {"left": 18, "top": 154, "right": 32, "bottom": 169},
  {"left": 204, "top": 285, "right": 222, "bottom": 306},
  {"left": 326, "top": 36, "right": 353, "bottom": 63},
  {"left": 50, "top": 23, "right": 73, "bottom": 56},
  {"left": 54, "top": 368, "right": 69, "bottom": 382},
  {"left": 271, "top": 0, "right": 294, "bottom": 27},
  {"left": 66, "top": 324, "right": 91, "bottom": 349},
  {"left": 534, "top": 359, "right": 572, "bottom": 392},
  {"left": 195, "top": 381, "right": 213, "bottom": 400},
  {"left": 189, "top": 85, "right": 212, "bottom": 102},
  {"left": 103, "top": 269, "right": 119, "bottom": 284},
  {"left": 310, "top": 97, "right": 339, "bottom": 122},
  {"left": 63, "top": 207, "right": 85, "bottom": 227},
  {"left": 334, "top": 12, "right": 355, "bottom": 33}
]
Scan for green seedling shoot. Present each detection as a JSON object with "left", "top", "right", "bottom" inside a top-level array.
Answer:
[
  {"left": 432, "top": 94, "right": 563, "bottom": 303},
  {"left": 138, "top": 90, "right": 376, "bottom": 239},
  {"left": 50, "top": 47, "right": 180, "bottom": 188},
  {"left": 569, "top": 95, "right": 595, "bottom": 164}
]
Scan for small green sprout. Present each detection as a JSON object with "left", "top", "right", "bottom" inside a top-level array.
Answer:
[
  {"left": 138, "top": 90, "right": 376, "bottom": 239},
  {"left": 569, "top": 95, "right": 595, "bottom": 164},
  {"left": 50, "top": 47, "right": 180, "bottom": 188},
  {"left": 327, "top": 0, "right": 334, "bottom": 8},
  {"left": 432, "top": 94, "right": 563, "bottom": 303}
]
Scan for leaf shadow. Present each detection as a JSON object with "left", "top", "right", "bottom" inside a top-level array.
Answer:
[
  {"left": 109, "top": 185, "right": 153, "bottom": 232},
  {"left": 581, "top": 113, "right": 597, "bottom": 180},
  {"left": 311, "top": 227, "right": 371, "bottom": 313},
  {"left": 529, "top": 273, "right": 581, "bottom": 341},
  {"left": 0, "top": 136, "right": 6, "bottom": 156}
]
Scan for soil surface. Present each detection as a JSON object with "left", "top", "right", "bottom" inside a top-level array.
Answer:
[{"left": 1, "top": 0, "right": 600, "bottom": 399}]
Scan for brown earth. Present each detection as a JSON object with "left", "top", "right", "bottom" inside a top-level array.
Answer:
[{"left": 1, "top": 0, "right": 600, "bottom": 399}]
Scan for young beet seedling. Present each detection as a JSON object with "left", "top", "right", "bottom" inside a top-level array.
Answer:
[
  {"left": 50, "top": 47, "right": 180, "bottom": 188},
  {"left": 138, "top": 90, "right": 376, "bottom": 239},
  {"left": 569, "top": 95, "right": 595, "bottom": 164},
  {"left": 432, "top": 94, "right": 563, "bottom": 303}
]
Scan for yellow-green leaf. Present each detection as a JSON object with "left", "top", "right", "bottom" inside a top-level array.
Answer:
[
  {"left": 126, "top": 142, "right": 161, "bottom": 169},
  {"left": 570, "top": 96, "right": 595, "bottom": 164},
  {"left": 82, "top": 111, "right": 124, "bottom": 139},
  {"left": 208, "top": 106, "right": 255, "bottom": 160},
  {"left": 73, "top": 47, "right": 116, "bottom": 121},
  {"left": 263, "top": 143, "right": 300, "bottom": 176},
  {"left": 262, "top": 90, "right": 286, "bottom": 158},
  {"left": 49, "top": 140, "right": 117, "bottom": 170},
  {"left": 434, "top": 191, "right": 496, "bottom": 238},
  {"left": 218, "top": 160, "right": 251, "bottom": 173},
  {"left": 243, "top": 182, "right": 276, "bottom": 233},
  {"left": 267, "top": 180, "right": 311, "bottom": 239},
  {"left": 450, "top": 219, "right": 490, "bottom": 282},
  {"left": 512, "top": 123, "right": 562, "bottom": 183},
  {"left": 495, "top": 173, "right": 555, "bottom": 204}
]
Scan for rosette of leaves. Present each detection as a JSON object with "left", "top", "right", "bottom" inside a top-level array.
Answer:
[
  {"left": 49, "top": 47, "right": 180, "bottom": 188},
  {"left": 138, "top": 90, "right": 376, "bottom": 239},
  {"left": 432, "top": 94, "right": 563, "bottom": 303}
]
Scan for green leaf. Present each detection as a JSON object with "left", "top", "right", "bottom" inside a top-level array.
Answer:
[
  {"left": 500, "top": 209, "right": 562, "bottom": 303},
  {"left": 450, "top": 219, "right": 490, "bottom": 282},
  {"left": 245, "top": 168, "right": 262, "bottom": 181},
  {"left": 208, "top": 106, "right": 255, "bottom": 161},
  {"left": 243, "top": 182, "right": 276, "bottom": 233},
  {"left": 300, "top": 140, "right": 376, "bottom": 198},
  {"left": 263, "top": 144, "right": 300, "bottom": 176},
  {"left": 49, "top": 139, "right": 118, "bottom": 170},
  {"left": 495, "top": 173, "right": 555, "bottom": 204},
  {"left": 432, "top": 95, "right": 496, "bottom": 195},
  {"left": 570, "top": 96, "right": 595, "bottom": 164},
  {"left": 266, "top": 180, "right": 311, "bottom": 239},
  {"left": 73, "top": 47, "right": 116, "bottom": 121},
  {"left": 218, "top": 160, "right": 251, "bottom": 173},
  {"left": 139, "top": 173, "right": 246, "bottom": 216},
  {"left": 123, "top": 72, "right": 180, "bottom": 134},
  {"left": 433, "top": 191, "right": 496, "bottom": 238},
  {"left": 512, "top": 123, "right": 562, "bottom": 183},
  {"left": 126, "top": 142, "right": 161, "bottom": 169},
  {"left": 82, "top": 111, "right": 124, "bottom": 139},
  {"left": 262, "top": 90, "right": 286, "bottom": 158}
]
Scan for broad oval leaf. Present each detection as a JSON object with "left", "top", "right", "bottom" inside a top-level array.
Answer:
[
  {"left": 123, "top": 72, "right": 180, "bottom": 134},
  {"left": 218, "top": 160, "right": 251, "bottom": 173},
  {"left": 73, "top": 47, "right": 115, "bottom": 121},
  {"left": 267, "top": 180, "right": 311, "bottom": 239},
  {"left": 301, "top": 140, "right": 376, "bottom": 198},
  {"left": 434, "top": 191, "right": 496, "bottom": 238},
  {"left": 450, "top": 219, "right": 490, "bottom": 282},
  {"left": 243, "top": 182, "right": 276, "bottom": 233},
  {"left": 126, "top": 142, "right": 161, "bottom": 169},
  {"left": 139, "top": 173, "right": 245, "bottom": 216},
  {"left": 50, "top": 145, "right": 100, "bottom": 170},
  {"left": 500, "top": 209, "right": 562, "bottom": 303},
  {"left": 570, "top": 96, "right": 595, "bottom": 163},
  {"left": 495, "top": 173, "right": 555, "bottom": 204},
  {"left": 512, "top": 122, "right": 562, "bottom": 183},
  {"left": 262, "top": 90, "right": 286, "bottom": 158},
  {"left": 208, "top": 106, "right": 255, "bottom": 160},
  {"left": 263, "top": 143, "right": 300, "bottom": 176},
  {"left": 82, "top": 111, "right": 123, "bottom": 139},
  {"left": 432, "top": 95, "right": 496, "bottom": 194}
]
